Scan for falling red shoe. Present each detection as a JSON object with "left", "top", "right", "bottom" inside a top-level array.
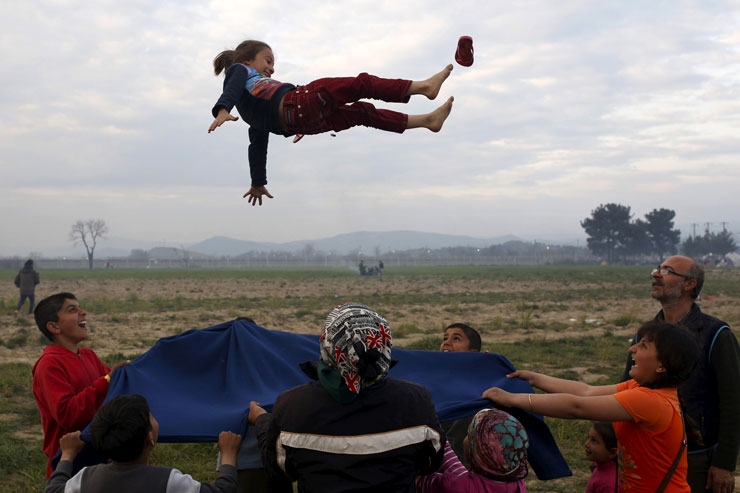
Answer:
[{"left": 455, "top": 36, "right": 474, "bottom": 67}]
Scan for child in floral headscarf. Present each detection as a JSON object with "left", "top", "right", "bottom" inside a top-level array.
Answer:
[{"left": 416, "top": 408, "right": 529, "bottom": 492}]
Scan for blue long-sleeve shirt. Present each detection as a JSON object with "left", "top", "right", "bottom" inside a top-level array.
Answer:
[{"left": 211, "top": 64, "right": 295, "bottom": 186}]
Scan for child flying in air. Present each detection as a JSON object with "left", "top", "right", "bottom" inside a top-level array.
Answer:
[{"left": 209, "top": 39, "right": 454, "bottom": 206}]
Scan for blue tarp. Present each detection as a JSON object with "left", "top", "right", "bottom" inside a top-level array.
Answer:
[{"left": 86, "top": 318, "right": 571, "bottom": 480}]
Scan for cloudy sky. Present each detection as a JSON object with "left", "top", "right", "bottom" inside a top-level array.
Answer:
[{"left": 2, "top": 1, "right": 739, "bottom": 256}]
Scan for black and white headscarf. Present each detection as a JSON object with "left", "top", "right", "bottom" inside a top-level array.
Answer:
[{"left": 319, "top": 302, "right": 393, "bottom": 394}]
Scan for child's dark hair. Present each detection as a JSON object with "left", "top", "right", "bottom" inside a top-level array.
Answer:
[
  {"left": 90, "top": 394, "right": 152, "bottom": 462},
  {"left": 635, "top": 320, "right": 700, "bottom": 389},
  {"left": 34, "top": 292, "right": 77, "bottom": 341},
  {"left": 445, "top": 323, "right": 482, "bottom": 351},
  {"left": 213, "top": 40, "right": 271, "bottom": 76},
  {"left": 591, "top": 421, "right": 617, "bottom": 453}
]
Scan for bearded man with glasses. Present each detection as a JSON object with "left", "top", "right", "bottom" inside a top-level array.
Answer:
[{"left": 621, "top": 255, "right": 740, "bottom": 493}]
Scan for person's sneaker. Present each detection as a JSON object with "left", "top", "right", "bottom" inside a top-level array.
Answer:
[{"left": 14, "top": 310, "right": 20, "bottom": 317}]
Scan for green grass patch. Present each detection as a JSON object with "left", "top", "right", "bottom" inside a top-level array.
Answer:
[
  {"left": 488, "top": 333, "right": 629, "bottom": 383},
  {"left": 1, "top": 265, "right": 737, "bottom": 492},
  {"left": 3, "top": 329, "right": 31, "bottom": 349},
  {"left": 393, "top": 323, "right": 423, "bottom": 338},
  {"left": 403, "top": 335, "right": 443, "bottom": 351}
]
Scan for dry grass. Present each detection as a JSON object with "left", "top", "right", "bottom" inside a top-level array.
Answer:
[
  {"left": 1, "top": 265, "right": 739, "bottom": 492},
  {"left": 3, "top": 266, "right": 713, "bottom": 364}
]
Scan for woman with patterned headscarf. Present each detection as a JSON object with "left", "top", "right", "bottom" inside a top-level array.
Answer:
[
  {"left": 416, "top": 408, "right": 529, "bottom": 492},
  {"left": 249, "top": 302, "right": 446, "bottom": 492}
]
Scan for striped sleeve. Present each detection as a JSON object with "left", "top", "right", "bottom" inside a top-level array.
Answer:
[{"left": 416, "top": 441, "right": 469, "bottom": 492}]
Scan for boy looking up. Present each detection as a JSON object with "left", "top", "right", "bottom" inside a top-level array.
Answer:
[
  {"left": 440, "top": 323, "right": 482, "bottom": 466},
  {"left": 440, "top": 323, "right": 482, "bottom": 352},
  {"left": 33, "top": 292, "right": 129, "bottom": 477}
]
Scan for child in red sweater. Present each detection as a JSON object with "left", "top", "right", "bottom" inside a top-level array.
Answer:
[{"left": 32, "top": 292, "right": 129, "bottom": 478}]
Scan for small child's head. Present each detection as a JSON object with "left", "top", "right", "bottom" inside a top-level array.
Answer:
[
  {"left": 34, "top": 292, "right": 79, "bottom": 342},
  {"left": 464, "top": 408, "right": 529, "bottom": 481},
  {"left": 440, "top": 323, "right": 481, "bottom": 352},
  {"left": 90, "top": 394, "right": 159, "bottom": 462},
  {"left": 585, "top": 421, "right": 617, "bottom": 464},
  {"left": 630, "top": 320, "right": 700, "bottom": 389},
  {"left": 213, "top": 40, "right": 273, "bottom": 76}
]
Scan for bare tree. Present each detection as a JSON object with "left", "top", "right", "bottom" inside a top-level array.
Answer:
[{"left": 70, "top": 219, "right": 108, "bottom": 270}]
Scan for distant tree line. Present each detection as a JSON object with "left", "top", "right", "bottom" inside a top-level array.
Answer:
[
  {"left": 94, "top": 240, "right": 594, "bottom": 269},
  {"left": 13, "top": 211, "right": 735, "bottom": 270},
  {"left": 581, "top": 203, "right": 737, "bottom": 264}
]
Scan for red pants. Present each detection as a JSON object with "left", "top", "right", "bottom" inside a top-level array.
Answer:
[{"left": 281, "top": 73, "right": 411, "bottom": 135}]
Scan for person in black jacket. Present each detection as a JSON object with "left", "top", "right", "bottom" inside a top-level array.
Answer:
[
  {"left": 249, "top": 302, "right": 445, "bottom": 492},
  {"left": 14, "top": 259, "right": 40, "bottom": 315},
  {"left": 621, "top": 256, "right": 740, "bottom": 493}
]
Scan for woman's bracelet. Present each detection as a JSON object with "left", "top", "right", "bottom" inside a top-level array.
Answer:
[{"left": 528, "top": 393, "right": 534, "bottom": 412}]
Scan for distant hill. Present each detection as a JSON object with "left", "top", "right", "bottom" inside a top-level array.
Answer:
[
  {"left": 188, "top": 231, "right": 522, "bottom": 257},
  {"left": 186, "top": 236, "right": 284, "bottom": 256},
  {"left": 5, "top": 230, "right": 585, "bottom": 259}
]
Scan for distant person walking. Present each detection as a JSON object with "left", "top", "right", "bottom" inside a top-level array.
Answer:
[{"left": 14, "top": 259, "right": 40, "bottom": 315}]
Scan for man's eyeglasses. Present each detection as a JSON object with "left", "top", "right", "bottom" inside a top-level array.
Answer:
[{"left": 651, "top": 267, "right": 690, "bottom": 280}]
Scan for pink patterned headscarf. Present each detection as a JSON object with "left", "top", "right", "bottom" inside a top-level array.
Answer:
[
  {"left": 465, "top": 408, "right": 529, "bottom": 481},
  {"left": 319, "top": 302, "right": 392, "bottom": 394}
]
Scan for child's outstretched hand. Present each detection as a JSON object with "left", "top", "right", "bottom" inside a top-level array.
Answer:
[
  {"left": 208, "top": 108, "right": 239, "bottom": 133},
  {"left": 243, "top": 186, "right": 274, "bottom": 206},
  {"left": 59, "top": 431, "right": 86, "bottom": 462}
]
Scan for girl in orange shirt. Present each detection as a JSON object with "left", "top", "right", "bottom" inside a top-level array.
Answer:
[{"left": 482, "top": 320, "right": 700, "bottom": 493}]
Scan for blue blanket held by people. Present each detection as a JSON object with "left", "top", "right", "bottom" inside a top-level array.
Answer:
[{"left": 77, "top": 317, "right": 571, "bottom": 481}]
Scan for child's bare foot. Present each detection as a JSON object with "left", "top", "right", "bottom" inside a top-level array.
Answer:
[
  {"left": 406, "top": 96, "right": 454, "bottom": 132},
  {"left": 410, "top": 64, "right": 454, "bottom": 100},
  {"left": 426, "top": 96, "right": 454, "bottom": 131}
]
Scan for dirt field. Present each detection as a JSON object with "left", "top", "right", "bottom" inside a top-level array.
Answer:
[
  {"left": 3, "top": 267, "right": 738, "bottom": 365},
  {"left": 2, "top": 266, "right": 739, "bottom": 492}
]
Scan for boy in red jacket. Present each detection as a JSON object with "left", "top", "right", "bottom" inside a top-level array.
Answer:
[{"left": 32, "top": 292, "right": 129, "bottom": 478}]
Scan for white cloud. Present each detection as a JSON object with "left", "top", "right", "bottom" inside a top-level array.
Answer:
[{"left": 2, "top": 0, "right": 739, "bottom": 255}]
